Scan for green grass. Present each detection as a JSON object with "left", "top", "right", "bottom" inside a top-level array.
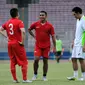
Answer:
[{"left": 0, "top": 60, "right": 85, "bottom": 85}]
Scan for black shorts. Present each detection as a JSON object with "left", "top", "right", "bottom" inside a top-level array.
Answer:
[{"left": 54, "top": 51, "right": 62, "bottom": 56}]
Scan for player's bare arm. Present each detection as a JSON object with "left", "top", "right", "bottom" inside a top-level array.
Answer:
[
  {"left": 71, "top": 40, "right": 74, "bottom": 49},
  {"left": 82, "top": 21, "right": 85, "bottom": 52},
  {"left": 83, "top": 43, "right": 85, "bottom": 52},
  {"left": 0, "top": 26, "right": 7, "bottom": 38},
  {"left": 52, "top": 35, "right": 56, "bottom": 52},
  {"left": 18, "top": 28, "right": 25, "bottom": 46},
  {"left": 28, "top": 28, "right": 35, "bottom": 38}
]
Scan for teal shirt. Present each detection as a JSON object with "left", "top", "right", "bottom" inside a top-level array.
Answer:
[{"left": 56, "top": 39, "right": 62, "bottom": 51}]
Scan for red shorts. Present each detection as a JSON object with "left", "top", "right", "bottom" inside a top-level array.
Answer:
[
  {"left": 34, "top": 45, "right": 50, "bottom": 58},
  {"left": 8, "top": 41, "right": 28, "bottom": 66}
]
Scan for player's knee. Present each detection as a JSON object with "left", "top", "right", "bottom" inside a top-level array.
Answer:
[{"left": 34, "top": 56, "right": 40, "bottom": 61}]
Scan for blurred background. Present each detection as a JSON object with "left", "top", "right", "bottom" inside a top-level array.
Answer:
[{"left": 0, "top": 0, "right": 85, "bottom": 60}]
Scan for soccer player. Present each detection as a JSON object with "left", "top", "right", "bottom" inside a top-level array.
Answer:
[
  {"left": 54, "top": 35, "right": 63, "bottom": 63},
  {"left": 0, "top": 8, "right": 32, "bottom": 83},
  {"left": 67, "top": 7, "right": 85, "bottom": 81},
  {"left": 28, "top": 11, "right": 56, "bottom": 81}
]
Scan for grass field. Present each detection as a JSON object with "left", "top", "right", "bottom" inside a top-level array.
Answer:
[{"left": 0, "top": 60, "right": 85, "bottom": 85}]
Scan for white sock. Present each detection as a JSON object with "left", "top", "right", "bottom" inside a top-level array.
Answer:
[
  {"left": 34, "top": 74, "right": 37, "bottom": 77},
  {"left": 82, "top": 72, "right": 85, "bottom": 78},
  {"left": 74, "top": 71, "right": 78, "bottom": 78}
]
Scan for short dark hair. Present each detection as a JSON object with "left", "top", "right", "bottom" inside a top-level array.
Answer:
[
  {"left": 72, "top": 7, "right": 82, "bottom": 14},
  {"left": 40, "top": 11, "right": 47, "bottom": 16},
  {"left": 10, "top": 8, "right": 18, "bottom": 18}
]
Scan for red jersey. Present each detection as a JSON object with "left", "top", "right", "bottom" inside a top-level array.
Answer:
[
  {"left": 2, "top": 18, "right": 24, "bottom": 42},
  {"left": 29, "top": 21, "right": 55, "bottom": 48}
]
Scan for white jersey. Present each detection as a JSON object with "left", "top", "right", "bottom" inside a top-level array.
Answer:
[
  {"left": 74, "top": 15, "right": 85, "bottom": 46},
  {"left": 72, "top": 15, "right": 85, "bottom": 59}
]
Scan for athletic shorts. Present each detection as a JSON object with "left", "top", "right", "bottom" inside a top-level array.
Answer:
[
  {"left": 71, "top": 46, "right": 84, "bottom": 59},
  {"left": 8, "top": 41, "right": 28, "bottom": 66},
  {"left": 54, "top": 51, "right": 62, "bottom": 56},
  {"left": 34, "top": 45, "right": 50, "bottom": 58}
]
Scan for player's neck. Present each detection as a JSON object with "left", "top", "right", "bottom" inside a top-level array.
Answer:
[
  {"left": 12, "top": 16, "right": 19, "bottom": 19},
  {"left": 78, "top": 14, "right": 83, "bottom": 20},
  {"left": 15, "top": 16, "right": 19, "bottom": 19},
  {"left": 40, "top": 20, "right": 47, "bottom": 24}
]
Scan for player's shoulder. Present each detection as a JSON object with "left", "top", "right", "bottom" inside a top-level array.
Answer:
[
  {"left": 47, "top": 21, "right": 53, "bottom": 27},
  {"left": 60, "top": 40, "right": 62, "bottom": 42},
  {"left": 31, "top": 21, "right": 39, "bottom": 25},
  {"left": 16, "top": 19, "right": 24, "bottom": 24},
  {"left": 81, "top": 16, "right": 85, "bottom": 22},
  {"left": 17, "top": 19, "right": 23, "bottom": 23}
]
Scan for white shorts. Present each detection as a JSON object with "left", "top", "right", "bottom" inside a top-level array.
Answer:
[{"left": 71, "top": 46, "right": 84, "bottom": 59}]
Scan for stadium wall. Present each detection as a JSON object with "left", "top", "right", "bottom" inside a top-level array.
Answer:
[
  {"left": 0, "top": 51, "right": 71, "bottom": 60},
  {"left": 0, "top": 0, "right": 85, "bottom": 60}
]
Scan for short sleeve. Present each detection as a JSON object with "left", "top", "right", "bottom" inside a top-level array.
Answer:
[
  {"left": 82, "top": 20, "right": 85, "bottom": 30},
  {"left": 2, "top": 23, "right": 6, "bottom": 30},
  {"left": 19, "top": 21, "right": 24, "bottom": 28},
  {"left": 50, "top": 25, "right": 55, "bottom": 36},
  {"left": 29, "top": 23, "right": 36, "bottom": 30}
]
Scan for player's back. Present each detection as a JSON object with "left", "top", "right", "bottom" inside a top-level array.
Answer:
[{"left": 3, "top": 18, "right": 24, "bottom": 42}]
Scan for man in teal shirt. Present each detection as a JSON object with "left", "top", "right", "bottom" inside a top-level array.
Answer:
[{"left": 54, "top": 35, "right": 64, "bottom": 63}]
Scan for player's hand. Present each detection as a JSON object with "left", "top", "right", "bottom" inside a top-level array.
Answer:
[
  {"left": 71, "top": 43, "right": 74, "bottom": 49},
  {"left": 18, "top": 41, "right": 24, "bottom": 46},
  {"left": 6, "top": 37, "right": 11, "bottom": 42},
  {"left": 53, "top": 47, "right": 56, "bottom": 53}
]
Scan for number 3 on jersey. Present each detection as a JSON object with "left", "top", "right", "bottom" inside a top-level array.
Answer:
[{"left": 9, "top": 23, "right": 14, "bottom": 35}]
